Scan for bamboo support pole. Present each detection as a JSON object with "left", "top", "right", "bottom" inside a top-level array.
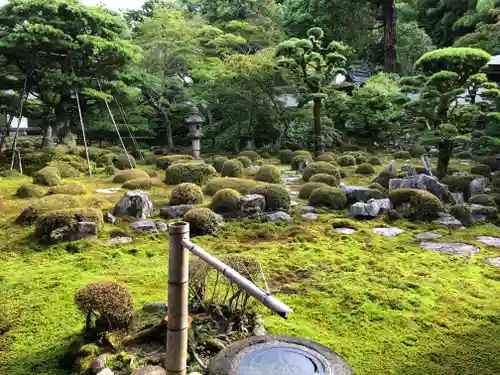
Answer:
[
  {"left": 17, "top": 150, "right": 22, "bottom": 174},
  {"left": 115, "top": 99, "right": 144, "bottom": 161},
  {"left": 167, "top": 222, "right": 190, "bottom": 375},
  {"left": 9, "top": 78, "right": 28, "bottom": 170}
]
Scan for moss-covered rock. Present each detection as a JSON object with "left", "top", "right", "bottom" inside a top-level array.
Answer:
[
  {"left": 238, "top": 150, "right": 261, "bottom": 161},
  {"left": 255, "top": 165, "right": 282, "bottom": 183},
  {"left": 113, "top": 155, "right": 136, "bottom": 170},
  {"left": 470, "top": 164, "right": 491, "bottom": 178},
  {"left": 49, "top": 162, "right": 82, "bottom": 178},
  {"left": 16, "top": 183, "right": 46, "bottom": 198},
  {"left": 165, "top": 162, "right": 217, "bottom": 185},
  {"left": 48, "top": 182, "right": 88, "bottom": 196},
  {"left": 308, "top": 186, "right": 347, "bottom": 209},
  {"left": 315, "top": 153, "right": 337, "bottom": 163},
  {"left": 441, "top": 174, "right": 478, "bottom": 198},
  {"left": 35, "top": 208, "right": 103, "bottom": 238},
  {"left": 156, "top": 154, "right": 194, "bottom": 170},
  {"left": 122, "top": 178, "right": 153, "bottom": 190},
  {"left": 250, "top": 184, "right": 291, "bottom": 211},
  {"left": 96, "top": 153, "right": 117, "bottom": 167},
  {"left": 308, "top": 173, "right": 338, "bottom": 186},
  {"left": 203, "top": 178, "right": 260, "bottom": 196},
  {"left": 337, "top": 154, "right": 356, "bottom": 167},
  {"left": 235, "top": 156, "right": 252, "bottom": 167},
  {"left": 367, "top": 157, "right": 382, "bottom": 166},
  {"left": 368, "top": 182, "right": 388, "bottom": 196},
  {"left": 449, "top": 204, "right": 473, "bottom": 227},
  {"left": 298, "top": 182, "right": 329, "bottom": 199},
  {"left": 170, "top": 183, "right": 204, "bottom": 206},
  {"left": 16, "top": 194, "right": 84, "bottom": 224},
  {"left": 221, "top": 159, "right": 244, "bottom": 178},
  {"left": 355, "top": 163, "right": 375, "bottom": 175},
  {"left": 302, "top": 162, "right": 340, "bottom": 182},
  {"left": 390, "top": 188, "right": 443, "bottom": 220},
  {"left": 183, "top": 207, "right": 222, "bottom": 236},
  {"left": 33, "top": 166, "right": 62, "bottom": 186},
  {"left": 291, "top": 155, "right": 313, "bottom": 170},
  {"left": 279, "top": 149, "right": 294, "bottom": 164},
  {"left": 372, "top": 171, "right": 397, "bottom": 189},
  {"left": 113, "top": 169, "right": 150, "bottom": 184},
  {"left": 394, "top": 151, "right": 412, "bottom": 160},
  {"left": 409, "top": 145, "right": 427, "bottom": 158},
  {"left": 468, "top": 194, "right": 496, "bottom": 207},
  {"left": 212, "top": 156, "right": 229, "bottom": 172},
  {"left": 210, "top": 188, "right": 241, "bottom": 217}
]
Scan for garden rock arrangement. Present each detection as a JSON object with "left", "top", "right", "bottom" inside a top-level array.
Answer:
[
  {"left": 113, "top": 191, "right": 154, "bottom": 220},
  {"left": 419, "top": 242, "right": 480, "bottom": 257}
]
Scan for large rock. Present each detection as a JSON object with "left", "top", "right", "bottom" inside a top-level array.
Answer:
[
  {"left": 470, "top": 204, "right": 498, "bottom": 223},
  {"left": 389, "top": 178, "right": 414, "bottom": 190},
  {"left": 419, "top": 242, "right": 480, "bottom": 257},
  {"left": 428, "top": 146, "right": 439, "bottom": 158},
  {"left": 105, "top": 236, "right": 132, "bottom": 245},
  {"left": 142, "top": 302, "right": 168, "bottom": 313},
  {"left": 389, "top": 174, "right": 447, "bottom": 200},
  {"left": 130, "top": 220, "right": 158, "bottom": 233},
  {"left": 469, "top": 177, "right": 488, "bottom": 196},
  {"left": 131, "top": 366, "right": 166, "bottom": 375},
  {"left": 349, "top": 198, "right": 391, "bottom": 218},
  {"left": 91, "top": 354, "right": 107, "bottom": 374},
  {"left": 339, "top": 183, "right": 379, "bottom": 203},
  {"left": 301, "top": 213, "right": 318, "bottom": 221},
  {"left": 113, "top": 191, "right": 153, "bottom": 220},
  {"left": 155, "top": 221, "right": 169, "bottom": 233},
  {"left": 239, "top": 194, "right": 265, "bottom": 218},
  {"left": 433, "top": 212, "right": 464, "bottom": 229},
  {"left": 264, "top": 211, "right": 292, "bottom": 223},
  {"left": 51, "top": 221, "right": 99, "bottom": 242},
  {"left": 104, "top": 212, "right": 116, "bottom": 224},
  {"left": 383, "top": 160, "right": 396, "bottom": 174},
  {"left": 160, "top": 205, "right": 194, "bottom": 219}
]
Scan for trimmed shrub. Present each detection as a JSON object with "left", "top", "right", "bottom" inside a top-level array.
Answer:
[
  {"left": 16, "top": 183, "right": 45, "bottom": 198},
  {"left": 255, "top": 165, "right": 282, "bottom": 183},
  {"left": 35, "top": 208, "right": 103, "bottom": 237},
  {"left": 75, "top": 282, "right": 134, "bottom": 331},
  {"left": 308, "top": 186, "right": 347, "bottom": 209},
  {"left": 210, "top": 188, "right": 241, "bottom": 217},
  {"left": 390, "top": 188, "right": 443, "bottom": 220},
  {"left": 309, "top": 173, "right": 338, "bottom": 186},
  {"left": 183, "top": 208, "right": 222, "bottom": 236},
  {"left": 203, "top": 178, "right": 259, "bottom": 196},
  {"left": 236, "top": 156, "right": 252, "bottom": 167},
  {"left": 170, "top": 183, "right": 204, "bottom": 206},
  {"left": 213, "top": 156, "right": 229, "bottom": 172},
  {"left": 337, "top": 155, "right": 356, "bottom": 167},
  {"left": 302, "top": 162, "right": 340, "bottom": 182},
  {"left": 468, "top": 194, "right": 496, "bottom": 207},
  {"left": 355, "top": 155, "right": 367, "bottom": 165},
  {"left": 113, "top": 169, "right": 150, "bottom": 184},
  {"left": 279, "top": 149, "right": 294, "bottom": 164},
  {"left": 156, "top": 155, "right": 193, "bottom": 170},
  {"left": 409, "top": 145, "right": 427, "bottom": 158},
  {"left": 144, "top": 169, "right": 159, "bottom": 178},
  {"left": 103, "top": 165, "right": 117, "bottom": 176},
  {"left": 449, "top": 204, "right": 473, "bottom": 227},
  {"left": 298, "top": 182, "right": 329, "bottom": 199},
  {"left": 441, "top": 174, "right": 478, "bottom": 198},
  {"left": 368, "top": 182, "right": 388, "bottom": 195},
  {"left": 474, "top": 155, "right": 499, "bottom": 171},
  {"left": 250, "top": 184, "right": 291, "bottom": 211},
  {"left": 238, "top": 150, "right": 261, "bottom": 161},
  {"left": 33, "top": 167, "right": 62, "bottom": 186},
  {"left": 114, "top": 155, "right": 136, "bottom": 170},
  {"left": 340, "top": 143, "right": 360, "bottom": 152},
  {"left": 50, "top": 162, "right": 81, "bottom": 178},
  {"left": 48, "top": 182, "right": 88, "bottom": 195},
  {"left": 372, "top": 171, "right": 396, "bottom": 189},
  {"left": 355, "top": 163, "right": 375, "bottom": 175},
  {"left": 394, "top": 151, "right": 412, "bottom": 160},
  {"left": 368, "top": 157, "right": 382, "bottom": 165},
  {"left": 456, "top": 151, "right": 472, "bottom": 159},
  {"left": 96, "top": 153, "right": 116, "bottom": 167},
  {"left": 55, "top": 154, "right": 89, "bottom": 173},
  {"left": 316, "top": 153, "right": 337, "bottom": 163},
  {"left": 122, "top": 178, "right": 153, "bottom": 190},
  {"left": 165, "top": 162, "right": 217, "bottom": 185},
  {"left": 80, "top": 147, "right": 110, "bottom": 162},
  {"left": 221, "top": 160, "right": 244, "bottom": 178},
  {"left": 16, "top": 194, "right": 83, "bottom": 224},
  {"left": 291, "top": 155, "right": 313, "bottom": 170},
  {"left": 470, "top": 164, "right": 491, "bottom": 178},
  {"left": 292, "top": 150, "right": 312, "bottom": 158}
]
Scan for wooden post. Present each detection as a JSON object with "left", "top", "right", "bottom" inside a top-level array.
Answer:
[{"left": 167, "top": 222, "right": 190, "bottom": 375}]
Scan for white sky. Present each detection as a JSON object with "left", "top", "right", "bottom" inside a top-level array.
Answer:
[{"left": 0, "top": 0, "right": 145, "bottom": 11}]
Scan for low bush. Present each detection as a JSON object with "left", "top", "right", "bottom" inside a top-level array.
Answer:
[
  {"left": 16, "top": 194, "right": 83, "bottom": 224},
  {"left": 33, "top": 167, "right": 62, "bottom": 186},
  {"left": 165, "top": 162, "right": 217, "bottom": 185},
  {"left": 96, "top": 153, "right": 116, "bottom": 167},
  {"left": 355, "top": 163, "right": 375, "bottom": 175},
  {"left": 298, "top": 182, "right": 329, "bottom": 199},
  {"left": 291, "top": 155, "right": 313, "bottom": 170},
  {"left": 315, "top": 153, "right": 337, "bottom": 163},
  {"left": 210, "top": 188, "right": 241, "bottom": 217},
  {"left": 156, "top": 155, "right": 193, "bottom": 170},
  {"left": 368, "top": 157, "right": 382, "bottom": 165},
  {"left": 122, "top": 178, "right": 153, "bottom": 190},
  {"left": 302, "top": 162, "right": 340, "bottom": 182},
  {"left": 144, "top": 169, "right": 159, "bottom": 178},
  {"left": 203, "top": 178, "right": 259, "bottom": 196},
  {"left": 221, "top": 160, "right": 244, "bottom": 178},
  {"left": 16, "top": 183, "right": 45, "bottom": 198},
  {"left": 394, "top": 151, "right": 412, "bottom": 160},
  {"left": 103, "top": 165, "right": 117, "bottom": 176},
  {"left": 456, "top": 151, "right": 472, "bottom": 159},
  {"left": 470, "top": 164, "right": 491, "bottom": 178},
  {"left": 309, "top": 173, "right": 338, "bottom": 186},
  {"left": 35, "top": 208, "right": 103, "bottom": 237},
  {"left": 468, "top": 194, "right": 496, "bottom": 207},
  {"left": 114, "top": 155, "right": 136, "bottom": 170},
  {"left": 213, "top": 156, "right": 229, "bottom": 172},
  {"left": 255, "top": 165, "right": 282, "bottom": 183},
  {"left": 279, "top": 149, "right": 294, "bottom": 164},
  {"left": 113, "top": 169, "right": 150, "bottom": 183},
  {"left": 292, "top": 150, "right": 312, "bottom": 159},
  {"left": 236, "top": 156, "right": 252, "bottom": 167},
  {"left": 409, "top": 145, "right": 427, "bottom": 158},
  {"left": 308, "top": 186, "right": 347, "bottom": 209},
  {"left": 47, "top": 182, "right": 88, "bottom": 195},
  {"left": 238, "top": 150, "right": 261, "bottom": 161},
  {"left": 390, "top": 188, "right": 443, "bottom": 220},
  {"left": 441, "top": 174, "right": 478, "bottom": 198},
  {"left": 372, "top": 171, "right": 397, "bottom": 189},
  {"left": 368, "top": 182, "right": 388, "bottom": 195},
  {"left": 337, "top": 155, "right": 356, "bottom": 167},
  {"left": 170, "top": 183, "right": 204, "bottom": 206},
  {"left": 183, "top": 208, "right": 222, "bottom": 236},
  {"left": 250, "top": 184, "right": 291, "bottom": 211}
]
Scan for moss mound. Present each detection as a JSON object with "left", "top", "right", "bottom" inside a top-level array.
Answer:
[
  {"left": 449, "top": 204, "right": 473, "bottom": 227},
  {"left": 103, "top": 165, "right": 117, "bottom": 176},
  {"left": 316, "top": 153, "right": 337, "bottom": 163},
  {"left": 183, "top": 207, "right": 221, "bottom": 236},
  {"left": 16, "top": 183, "right": 46, "bottom": 198},
  {"left": 250, "top": 184, "right": 291, "bottom": 211},
  {"left": 221, "top": 160, "right": 244, "bottom": 178},
  {"left": 368, "top": 157, "right": 382, "bottom": 166},
  {"left": 308, "top": 173, "right": 338, "bottom": 186},
  {"left": 355, "top": 163, "right": 375, "bottom": 175},
  {"left": 298, "top": 182, "right": 329, "bottom": 199},
  {"left": 203, "top": 178, "right": 259, "bottom": 196},
  {"left": 390, "top": 188, "right": 443, "bottom": 220},
  {"left": 255, "top": 165, "right": 282, "bottom": 184},
  {"left": 354, "top": 155, "right": 367, "bottom": 165},
  {"left": 308, "top": 186, "right": 347, "bottom": 209},
  {"left": 156, "top": 154, "right": 193, "bottom": 170},
  {"left": 456, "top": 151, "right": 472, "bottom": 159},
  {"left": 122, "top": 178, "right": 153, "bottom": 190},
  {"left": 337, "top": 155, "right": 356, "bottom": 167},
  {"left": 372, "top": 171, "right": 397, "bottom": 189},
  {"left": 303, "top": 162, "right": 340, "bottom": 182},
  {"left": 291, "top": 155, "right": 313, "bottom": 170},
  {"left": 80, "top": 147, "right": 110, "bottom": 162},
  {"left": 33, "top": 167, "right": 62, "bottom": 186},
  {"left": 113, "top": 155, "right": 136, "bottom": 170},
  {"left": 16, "top": 195, "right": 84, "bottom": 224},
  {"left": 235, "top": 156, "right": 252, "bottom": 167},
  {"left": 165, "top": 162, "right": 217, "bottom": 185},
  {"left": 213, "top": 156, "right": 229, "bottom": 172},
  {"left": 50, "top": 162, "right": 82, "bottom": 178},
  {"left": 409, "top": 145, "right": 427, "bottom": 158},
  {"left": 470, "top": 164, "right": 491, "bottom": 178},
  {"left": 144, "top": 169, "right": 159, "bottom": 178},
  {"left": 210, "top": 188, "right": 241, "bottom": 217},
  {"left": 279, "top": 149, "right": 294, "bottom": 164},
  {"left": 368, "top": 182, "right": 388, "bottom": 195},
  {"left": 170, "top": 183, "right": 204, "bottom": 206},
  {"left": 394, "top": 151, "right": 412, "bottom": 160},
  {"left": 238, "top": 150, "right": 261, "bottom": 161},
  {"left": 96, "top": 153, "right": 116, "bottom": 167},
  {"left": 441, "top": 174, "right": 478, "bottom": 198},
  {"left": 48, "top": 182, "right": 88, "bottom": 196},
  {"left": 113, "top": 169, "right": 150, "bottom": 184},
  {"left": 468, "top": 194, "right": 496, "bottom": 207},
  {"left": 292, "top": 150, "right": 312, "bottom": 158},
  {"left": 35, "top": 208, "right": 103, "bottom": 238}
]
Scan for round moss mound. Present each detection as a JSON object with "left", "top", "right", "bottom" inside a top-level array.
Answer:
[
  {"left": 302, "top": 162, "right": 340, "bottom": 182},
  {"left": 298, "top": 182, "right": 329, "bottom": 199},
  {"left": 157, "top": 155, "right": 194, "bottom": 170},
  {"left": 315, "top": 153, "right": 337, "bottom": 163},
  {"left": 33, "top": 166, "right": 62, "bottom": 186},
  {"left": 279, "top": 149, "right": 294, "bottom": 164},
  {"left": 235, "top": 156, "right": 252, "bottom": 168},
  {"left": 368, "top": 182, "right": 388, "bottom": 195},
  {"left": 470, "top": 164, "right": 491, "bottom": 178},
  {"left": 144, "top": 169, "right": 159, "bottom": 178},
  {"left": 16, "top": 183, "right": 46, "bottom": 198},
  {"left": 122, "top": 178, "right": 153, "bottom": 190},
  {"left": 203, "top": 177, "right": 259, "bottom": 196},
  {"left": 292, "top": 150, "right": 312, "bottom": 159},
  {"left": 390, "top": 188, "right": 443, "bottom": 220},
  {"left": 255, "top": 165, "right": 282, "bottom": 184},
  {"left": 449, "top": 204, "right": 473, "bottom": 227},
  {"left": 113, "top": 169, "right": 150, "bottom": 183},
  {"left": 368, "top": 157, "right": 382, "bottom": 166},
  {"left": 456, "top": 151, "right": 472, "bottom": 159},
  {"left": 291, "top": 155, "right": 313, "bottom": 170},
  {"left": 394, "top": 151, "right": 412, "bottom": 160},
  {"left": 213, "top": 156, "right": 229, "bottom": 172},
  {"left": 441, "top": 174, "right": 478, "bottom": 198},
  {"left": 372, "top": 171, "right": 397, "bottom": 189},
  {"left": 166, "top": 162, "right": 217, "bottom": 185},
  {"left": 308, "top": 186, "right": 347, "bottom": 209},
  {"left": 221, "top": 159, "right": 244, "bottom": 178},
  {"left": 210, "top": 188, "right": 241, "bottom": 217},
  {"left": 183, "top": 207, "right": 222, "bottom": 236},
  {"left": 113, "top": 155, "right": 136, "bottom": 170},
  {"left": 308, "top": 173, "right": 338, "bottom": 186},
  {"left": 468, "top": 194, "right": 496, "bottom": 207},
  {"left": 47, "top": 182, "right": 88, "bottom": 196},
  {"left": 170, "top": 183, "right": 204, "bottom": 206},
  {"left": 96, "top": 153, "right": 116, "bottom": 167},
  {"left": 337, "top": 155, "right": 356, "bottom": 167},
  {"left": 238, "top": 150, "right": 261, "bottom": 161},
  {"left": 35, "top": 208, "right": 103, "bottom": 238},
  {"left": 409, "top": 145, "right": 427, "bottom": 158},
  {"left": 16, "top": 194, "right": 84, "bottom": 224},
  {"left": 250, "top": 184, "right": 291, "bottom": 211},
  {"left": 49, "top": 162, "right": 82, "bottom": 178},
  {"left": 355, "top": 163, "right": 375, "bottom": 175},
  {"left": 103, "top": 165, "right": 117, "bottom": 176}
]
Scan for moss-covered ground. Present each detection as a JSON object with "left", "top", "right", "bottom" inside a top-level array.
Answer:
[{"left": 0, "top": 155, "right": 499, "bottom": 375}]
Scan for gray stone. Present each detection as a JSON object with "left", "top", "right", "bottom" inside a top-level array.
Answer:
[
  {"left": 284, "top": 177, "right": 301, "bottom": 184},
  {"left": 349, "top": 198, "right": 391, "bottom": 218},
  {"left": 104, "top": 212, "right": 116, "bottom": 224},
  {"left": 372, "top": 227, "right": 405, "bottom": 237},
  {"left": 428, "top": 146, "right": 439, "bottom": 158},
  {"left": 334, "top": 228, "right": 356, "bottom": 235},
  {"left": 96, "top": 369, "right": 114, "bottom": 375},
  {"left": 155, "top": 221, "right": 169, "bottom": 233},
  {"left": 485, "top": 257, "right": 500, "bottom": 267},
  {"left": 76, "top": 221, "right": 98, "bottom": 236},
  {"left": 301, "top": 205, "right": 316, "bottom": 213},
  {"left": 339, "top": 183, "right": 378, "bottom": 203},
  {"left": 142, "top": 301, "right": 168, "bottom": 313},
  {"left": 95, "top": 188, "right": 121, "bottom": 195},
  {"left": 419, "top": 242, "right": 480, "bottom": 257},
  {"left": 91, "top": 354, "right": 107, "bottom": 374},
  {"left": 449, "top": 192, "right": 465, "bottom": 205},
  {"left": 130, "top": 220, "right": 158, "bottom": 233},
  {"left": 297, "top": 160, "right": 309, "bottom": 172},
  {"left": 416, "top": 174, "right": 447, "bottom": 199},
  {"left": 252, "top": 315, "right": 267, "bottom": 336},
  {"left": 414, "top": 232, "right": 442, "bottom": 240},
  {"left": 469, "top": 177, "right": 488, "bottom": 196},
  {"left": 433, "top": 213, "right": 464, "bottom": 229},
  {"left": 239, "top": 194, "right": 265, "bottom": 218},
  {"left": 301, "top": 213, "right": 318, "bottom": 221},
  {"left": 131, "top": 366, "right": 166, "bottom": 375},
  {"left": 470, "top": 204, "right": 498, "bottom": 222},
  {"left": 389, "top": 178, "right": 414, "bottom": 191},
  {"left": 422, "top": 155, "right": 434, "bottom": 175},
  {"left": 476, "top": 236, "right": 500, "bottom": 247},
  {"left": 290, "top": 201, "right": 299, "bottom": 207},
  {"left": 264, "top": 211, "right": 292, "bottom": 223},
  {"left": 400, "top": 164, "right": 415, "bottom": 177},
  {"left": 113, "top": 191, "right": 153, "bottom": 220},
  {"left": 160, "top": 205, "right": 194, "bottom": 219},
  {"left": 105, "top": 237, "right": 133, "bottom": 245},
  {"left": 383, "top": 160, "right": 396, "bottom": 174},
  {"left": 51, "top": 221, "right": 98, "bottom": 242}
]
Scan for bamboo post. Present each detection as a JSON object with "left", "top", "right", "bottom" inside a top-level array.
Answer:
[
  {"left": 17, "top": 150, "right": 22, "bottom": 174},
  {"left": 167, "top": 222, "right": 190, "bottom": 375}
]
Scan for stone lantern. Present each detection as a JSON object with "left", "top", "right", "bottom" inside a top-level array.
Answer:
[{"left": 184, "top": 109, "right": 204, "bottom": 159}]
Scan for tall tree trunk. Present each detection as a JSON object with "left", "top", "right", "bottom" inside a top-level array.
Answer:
[
  {"left": 157, "top": 106, "right": 174, "bottom": 151},
  {"left": 383, "top": 0, "right": 397, "bottom": 73},
  {"left": 275, "top": 121, "right": 290, "bottom": 153},
  {"left": 313, "top": 98, "right": 322, "bottom": 157},
  {"left": 54, "top": 98, "right": 72, "bottom": 141},
  {"left": 234, "top": 121, "right": 241, "bottom": 153},
  {"left": 437, "top": 139, "right": 453, "bottom": 179},
  {"left": 42, "top": 125, "right": 54, "bottom": 148}
]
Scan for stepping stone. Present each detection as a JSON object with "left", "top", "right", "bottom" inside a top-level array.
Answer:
[
  {"left": 433, "top": 213, "right": 464, "bottom": 229},
  {"left": 302, "top": 213, "right": 318, "bottom": 221},
  {"left": 372, "top": 227, "right": 405, "bottom": 237},
  {"left": 290, "top": 191, "right": 298, "bottom": 196},
  {"left": 334, "top": 228, "right": 356, "bottom": 235},
  {"left": 105, "top": 237, "right": 133, "bottom": 245},
  {"left": 414, "top": 232, "right": 442, "bottom": 240},
  {"left": 485, "top": 257, "right": 500, "bottom": 267},
  {"left": 301, "top": 206, "right": 316, "bottom": 213},
  {"left": 284, "top": 177, "right": 301, "bottom": 184},
  {"left": 419, "top": 242, "right": 480, "bottom": 257},
  {"left": 95, "top": 188, "right": 121, "bottom": 194},
  {"left": 476, "top": 236, "right": 500, "bottom": 247}
]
